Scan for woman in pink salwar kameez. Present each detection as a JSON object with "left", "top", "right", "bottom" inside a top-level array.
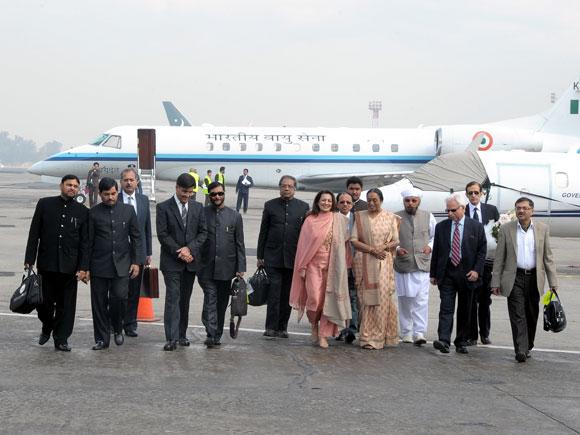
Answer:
[{"left": 289, "top": 190, "right": 352, "bottom": 348}]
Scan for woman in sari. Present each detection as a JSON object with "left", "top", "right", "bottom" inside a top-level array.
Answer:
[
  {"left": 351, "top": 188, "right": 400, "bottom": 349},
  {"left": 289, "top": 190, "right": 352, "bottom": 348}
]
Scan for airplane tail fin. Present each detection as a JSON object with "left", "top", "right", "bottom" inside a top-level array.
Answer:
[
  {"left": 537, "top": 77, "right": 580, "bottom": 136},
  {"left": 162, "top": 101, "right": 192, "bottom": 126}
]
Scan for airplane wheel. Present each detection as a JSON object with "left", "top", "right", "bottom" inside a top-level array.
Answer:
[{"left": 75, "top": 193, "right": 86, "bottom": 205}]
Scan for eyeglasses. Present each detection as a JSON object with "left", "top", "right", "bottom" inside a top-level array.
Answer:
[
  {"left": 209, "top": 192, "right": 225, "bottom": 197},
  {"left": 339, "top": 201, "right": 352, "bottom": 205},
  {"left": 467, "top": 191, "right": 481, "bottom": 196},
  {"left": 446, "top": 207, "right": 460, "bottom": 213},
  {"left": 516, "top": 206, "right": 532, "bottom": 211}
]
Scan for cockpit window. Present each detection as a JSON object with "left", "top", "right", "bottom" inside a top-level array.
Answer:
[
  {"left": 102, "top": 135, "right": 121, "bottom": 149},
  {"left": 90, "top": 134, "right": 109, "bottom": 146}
]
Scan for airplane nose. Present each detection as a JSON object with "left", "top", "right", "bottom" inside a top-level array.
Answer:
[{"left": 28, "top": 160, "right": 45, "bottom": 175}]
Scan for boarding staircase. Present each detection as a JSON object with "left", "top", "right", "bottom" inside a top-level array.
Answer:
[{"left": 139, "top": 169, "right": 156, "bottom": 202}]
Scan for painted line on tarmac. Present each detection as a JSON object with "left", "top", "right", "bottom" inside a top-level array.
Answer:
[{"left": 3, "top": 312, "right": 579, "bottom": 352}]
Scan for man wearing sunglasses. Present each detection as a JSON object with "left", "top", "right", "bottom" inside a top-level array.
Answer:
[
  {"left": 465, "top": 181, "right": 499, "bottom": 346},
  {"left": 197, "top": 182, "right": 246, "bottom": 347},
  {"left": 157, "top": 173, "right": 207, "bottom": 351},
  {"left": 430, "top": 193, "right": 487, "bottom": 355}
]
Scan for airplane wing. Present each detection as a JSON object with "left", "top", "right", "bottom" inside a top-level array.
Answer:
[{"left": 298, "top": 171, "right": 413, "bottom": 191}]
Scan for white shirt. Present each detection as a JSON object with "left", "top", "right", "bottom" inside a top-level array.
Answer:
[
  {"left": 123, "top": 192, "right": 137, "bottom": 215},
  {"left": 468, "top": 203, "right": 481, "bottom": 223},
  {"left": 174, "top": 194, "right": 188, "bottom": 213},
  {"left": 516, "top": 220, "right": 536, "bottom": 269}
]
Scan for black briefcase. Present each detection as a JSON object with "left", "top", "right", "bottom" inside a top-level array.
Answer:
[
  {"left": 230, "top": 277, "right": 248, "bottom": 339},
  {"left": 248, "top": 266, "right": 270, "bottom": 307},
  {"left": 543, "top": 289, "right": 566, "bottom": 333},
  {"left": 10, "top": 268, "right": 43, "bottom": 314},
  {"left": 140, "top": 266, "right": 159, "bottom": 299}
]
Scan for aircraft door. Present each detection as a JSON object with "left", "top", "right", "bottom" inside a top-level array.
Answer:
[{"left": 496, "top": 163, "right": 551, "bottom": 214}]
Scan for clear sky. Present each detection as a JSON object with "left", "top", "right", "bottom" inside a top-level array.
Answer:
[{"left": 1, "top": 0, "right": 580, "bottom": 147}]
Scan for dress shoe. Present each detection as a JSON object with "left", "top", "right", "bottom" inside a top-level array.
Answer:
[
  {"left": 54, "top": 343, "right": 71, "bottom": 352},
  {"left": 163, "top": 341, "right": 177, "bottom": 351},
  {"left": 277, "top": 330, "right": 289, "bottom": 339},
  {"left": 401, "top": 335, "right": 413, "bottom": 343},
  {"left": 178, "top": 338, "right": 190, "bottom": 347},
  {"left": 433, "top": 340, "right": 450, "bottom": 354},
  {"left": 456, "top": 345, "right": 469, "bottom": 354},
  {"left": 114, "top": 333, "right": 124, "bottom": 346},
  {"left": 204, "top": 338, "right": 217, "bottom": 348},
  {"left": 124, "top": 329, "right": 138, "bottom": 338},
  {"left": 38, "top": 333, "right": 51, "bottom": 346},
  {"left": 413, "top": 334, "right": 427, "bottom": 346},
  {"left": 92, "top": 341, "right": 109, "bottom": 351},
  {"left": 515, "top": 353, "right": 527, "bottom": 363},
  {"left": 466, "top": 339, "right": 477, "bottom": 346},
  {"left": 344, "top": 331, "right": 356, "bottom": 345},
  {"left": 480, "top": 336, "right": 492, "bottom": 345},
  {"left": 263, "top": 329, "right": 277, "bottom": 338}
]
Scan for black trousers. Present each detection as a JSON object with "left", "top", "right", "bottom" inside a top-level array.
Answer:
[
  {"left": 88, "top": 187, "right": 98, "bottom": 207},
  {"left": 162, "top": 270, "right": 196, "bottom": 342},
  {"left": 236, "top": 191, "right": 249, "bottom": 213},
  {"left": 90, "top": 276, "right": 129, "bottom": 346},
  {"left": 265, "top": 266, "right": 293, "bottom": 332},
  {"left": 123, "top": 265, "right": 144, "bottom": 332},
  {"left": 469, "top": 262, "right": 493, "bottom": 341},
  {"left": 507, "top": 271, "right": 540, "bottom": 355},
  {"left": 37, "top": 271, "right": 78, "bottom": 346},
  {"left": 199, "top": 278, "right": 231, "bottom": 341},
  {"left": 437, "top": 262, "right": 475, "bottom": 347}
]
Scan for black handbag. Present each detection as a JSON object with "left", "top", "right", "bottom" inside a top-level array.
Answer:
[
  {"left": 10, "top": 268, "right": 43, "bottom": 314},
  {"left": 229, "top": 277, "right": 248, "bottom": 339},
  {"left": 543, "top": 289, "right": 566, "bottom": 333},
  {"left": 248, "top": 266, "right": 270, "bottom": 307},
  {"left": 140, "top": 266, "right": 159, "bottom": 299}
]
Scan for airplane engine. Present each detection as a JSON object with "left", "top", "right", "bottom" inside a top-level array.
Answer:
[{"left": 435, "top": 126, "right": 542, "bottom": 155}]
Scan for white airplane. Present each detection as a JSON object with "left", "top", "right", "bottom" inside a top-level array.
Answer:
[
  {"left": 376, "top": 148, "right": 580, "bottom": 237},
  {"left": 28, "top": 76, "right": 580, "bottom": 190}
]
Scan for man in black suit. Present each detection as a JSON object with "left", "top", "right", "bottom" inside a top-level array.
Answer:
[
  {"left": 119, "top": 167, "right": 152, "bottom": 337},
  {"left": 346, "top": 176, "right": 368, "bottom": 212},
  {"left": 430, "top": 193, "right": 486, "bottom": 354},
  {"left": 235, "top": 168, "right": 254, "bottom": 214},
  {"left": 88, "top": 177, "right": 142, "bottom": 350},
  {"left": 257, "top": 175, "right": 309, "bottom": 338},
  {"left": 25, "top": 174, "right": 89, "bottom": 352},
  {"left": 465, "top": 181, "right": 500, "bottom": 345},
  {"left": 157, "top": 173, "right": 207, "bottom": 351},
  {"left": 198, "top": 182, "right": 246, "bottom": 347}
]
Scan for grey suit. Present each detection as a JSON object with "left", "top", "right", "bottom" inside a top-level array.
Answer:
[
  {"left": 491, "top": 220, "right": 558, "bottom": 355},
  {"left": 198, "top": 205, "right": 246, "bottom": 341},
  {"left": 119, "top": 191, "right": 153, "bottom": 333},
  {"left": 156, "top": 197, "right": 207, "bottom": 343}
]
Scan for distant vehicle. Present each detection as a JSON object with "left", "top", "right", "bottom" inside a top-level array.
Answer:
[{"left": 29, "top": 75, "right": 580, "bottom": 190}]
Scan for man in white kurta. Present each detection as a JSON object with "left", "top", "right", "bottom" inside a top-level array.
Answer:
[{"left": 394, "top": 189, "right": 436, "bottom": 345}]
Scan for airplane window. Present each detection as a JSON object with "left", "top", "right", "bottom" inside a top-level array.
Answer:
[
  {"left": 275, "top": 143, "right": 282, "bottom": 152},
  {"left": 102, "top": 135, "right": 121, "bottom": 149},
  {"left": 240, "top": 142, "right": 247, "bottom": 151},
  {"left": 372, "top": 144, "right": 380, "bottom": 152},
  {"left": 312, "top": 143, "right": 320, "bottom": 152},
  {"left": 353, "top": 144, "right": 360, "bottom": 152},
  {"left": 331, "top": 144, "right": 339, "bottom": 152},
  {"left": 555, "top": 172, "right": 569, "bottom": 188},
  {"left": 391, "top": 144, "right": 399, "bottom": 152},
  {"left": 256, "top": 142, "right": 263, "bottom": 151},
  {"left": 207, "top": 142, "right": 214, "bottom": 151},
  {"left": 90, "top": 134, "right": 109, "bottom": 146},
  {"left": 223, "top": 142, "right": 230, "bottom": 151}
]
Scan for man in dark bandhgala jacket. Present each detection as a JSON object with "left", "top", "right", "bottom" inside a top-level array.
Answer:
[
  {"left": 157, "top": 173, "right": 207, "bottom": 351},
  {"left": 198, "top": 182, "right": 246, "bottom": 347},
  {"left": 25, "top": 174, "right": 89, "bottom": 352},
  {"left": 257, "top": 175, "right": 309, "bottom": 338},
  {"left": 88, "top": 177, "right": 142, "bottom": 350}
]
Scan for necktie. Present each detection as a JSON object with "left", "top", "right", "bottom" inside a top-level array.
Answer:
[
  {"left": 451, "top": 223, "right": 461, "bottom": 266},
  {"left": 181, "top": 203, "right": 187, "bottom": 226},
  {"left": 472, "top": 207, "right": 479, "bottom": 222},
  {"left": 128, "top": 196, "right": 137, "bottom": 215}
]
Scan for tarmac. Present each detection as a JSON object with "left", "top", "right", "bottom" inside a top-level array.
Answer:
[{"left": 0, "top": 170, "right": 579, "bottom": 434}]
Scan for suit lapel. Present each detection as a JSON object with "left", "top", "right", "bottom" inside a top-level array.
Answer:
[
  {"left": 509, "top": 221, "right": 518, "bottom": 256},
  {"left": 533, "top": 222, "right": 542, "bottom": 267},
  {"left": 171, "top": 199, "right": 185, "bottom": 230}
]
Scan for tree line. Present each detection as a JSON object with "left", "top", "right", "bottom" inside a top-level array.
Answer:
[{"left": 0, "top": 131, "right": 63, "bottom": 165}]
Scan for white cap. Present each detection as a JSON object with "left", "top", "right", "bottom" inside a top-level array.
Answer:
[{"left": 401, "top": 188, "right": 423, "bottom": 198}]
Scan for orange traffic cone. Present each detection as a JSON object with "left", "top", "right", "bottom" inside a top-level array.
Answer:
[{"left": 137, "top": 297, "right": 160, "bottom": 322}]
